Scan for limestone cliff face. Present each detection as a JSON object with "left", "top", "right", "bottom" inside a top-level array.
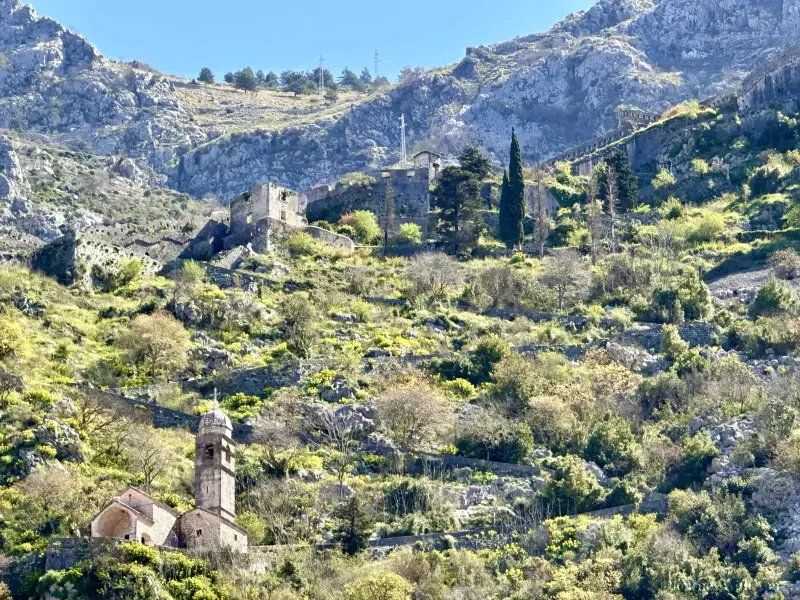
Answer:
[
  {"left": 170, "top": 0, "right": 800, "bottom": 198},
  {"left": 0, "top": 0, "right": 203, "bottom": 178},
  {"left": 3, "top": 0, "right": 800, "bottom": 201}
]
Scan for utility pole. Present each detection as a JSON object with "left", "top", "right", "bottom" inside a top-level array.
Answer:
[
  {"left": 374, "top": 50, "right": 381, "bottom": 81},
  {"left": 318, "top": 56, "right": 325, "bottom": 99},
  {"left": 399, "top": 114, "right": 407, "bottom": 166}
]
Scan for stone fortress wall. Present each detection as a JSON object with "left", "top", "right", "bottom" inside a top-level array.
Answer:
[
  {"left": 30, "top": 179, "right": 354, "bottom": 286},
  {"left": 304, "top": 151, "right": 441, "bottom": 237},
  {"left": 30, "top": 215, "right": 227, "bottom": 286}
]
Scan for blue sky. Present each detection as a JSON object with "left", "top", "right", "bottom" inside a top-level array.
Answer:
[{"left": 29, "top": 0, "right": 594, "bottom": 81}]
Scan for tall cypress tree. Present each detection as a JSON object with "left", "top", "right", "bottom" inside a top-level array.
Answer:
[
  {"left": 603, "top": 150, "right": 638, "bottom": 211},
  {"left": 499, "top": 129, "right": 526, "bottom": 249}
]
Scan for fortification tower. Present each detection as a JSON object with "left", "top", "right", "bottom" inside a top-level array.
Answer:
[{"left": 194, "top": 397, "right": 237, "bottom": 522}]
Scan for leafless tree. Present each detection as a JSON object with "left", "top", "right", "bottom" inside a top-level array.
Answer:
[
  {"left": 305, "top": 405, "right": 359, "bottom": 495},
  {"left": 251, "top": 416, "right": 301, "bottom": 475},
  {"left": 243, "top": 479, "right": 321, "bottom": 545},
  {"left": 117, "top": 311, "right": 190, "bottom": 383},
  {"left": 768, "top": 248, "right": 800, "bottom": 280},
  {"left": 374, "top": 383, "right": 451, "bottom": 449},
  {"left": 454, "top": 410, "right": 510, "bottom": 462},
  {"left": 126, "top": 426, "right": 171, "bottom": 493},
  {"left": 499, "top": 493, "right": 546, "bottom": 534},
  {"left": 407, "top": 253, "right": 463, "bottom": 303},
  {"left": 640, "top": 221, "right": 682, "bottom": 277},
  {"left": 539, "top": 248, "right": 591, "bottom": 311},
  {"left": 586, "top": 172, "right": 604, "bottom": 265},
  {"left": 604, "top": 166, "right": 619, "bottom": 253},
  {"left": 67, "top": 389, "right": 131, "bottom": 464},
  {"left": 383, "top": 178, "right": 395, "bottom": 259},
  {"left": 476, "top": 265, "right": 520, "bottom": 309},
  {"left": 531, "top": 164, "right": 551, "bottom": 257}
]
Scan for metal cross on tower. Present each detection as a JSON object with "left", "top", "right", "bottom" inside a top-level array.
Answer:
[
  {"left": 399, "top": 114, "right": 408, "bottom": 165},
  {"left": 374, "top": 50, "right": 381, "bottom": 80}
]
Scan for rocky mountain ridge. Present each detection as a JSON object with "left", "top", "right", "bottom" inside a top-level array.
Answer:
[{"left": 3, "top": 0, "right": 800, "bottom": 203}]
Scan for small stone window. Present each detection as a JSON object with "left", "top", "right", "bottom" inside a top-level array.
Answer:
[
  {"left": 204, "top": 444, "right": 215, "bottom": 460},
  {"left": 280, "top": 210, "right": 287, "bottom": 221},
  {"left": 246, "top": 214, "right": 253, "bottom": 225},
  {"left": 234, "top": 534, "right": 238, "bottom": 541},
  {"left": 196, "top": 529, "right": 202, "bottom": 537}
]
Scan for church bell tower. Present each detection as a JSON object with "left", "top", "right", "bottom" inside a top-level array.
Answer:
[{"left": 195, "top": 394, "right": 237, "bottom": 522}]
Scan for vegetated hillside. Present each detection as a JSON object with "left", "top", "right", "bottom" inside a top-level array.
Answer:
[
  {"left": 6, "top": 0, "right": 800, "bottom": 201},
  {"left": 10, "top": 3, "right": 800, "bottom": 599},
  {"left": 7, "top": 116, "right": 800, "bottom": 599}
]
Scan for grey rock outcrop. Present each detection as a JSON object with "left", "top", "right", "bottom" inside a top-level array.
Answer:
[
  {"left": 0, "top": 135, "right": 29, "bottom": 206},
  {"left": 35, "top": 417, "right": 84, "bottom": 461}
]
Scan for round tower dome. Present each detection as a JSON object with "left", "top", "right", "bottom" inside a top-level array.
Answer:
[{"left": 199, "top": 400, "right": 232, "bottom": 436}]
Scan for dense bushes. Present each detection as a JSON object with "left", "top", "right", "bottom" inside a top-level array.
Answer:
[
  {"left": 583, "top": 414, "right": 640, "bottom": 477},
  {"left": 454, "top": 420, "right": 534, "bottom": 464}
]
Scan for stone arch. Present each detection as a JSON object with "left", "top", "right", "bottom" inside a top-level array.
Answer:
[
  {"left": 95, "top": 507, "right": 134, "bottom": 539},
  {"left": 140, "top": 533, "right": 153, "bottom": 545}
]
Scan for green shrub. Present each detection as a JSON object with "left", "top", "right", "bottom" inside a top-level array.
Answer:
[
  {"left": 648, "top": 269, "right": 712, "bottom": 323},
  {"left": 674, "top": 431, "right": 719, "bottom": 488},
  {"left": 397, "top": 223, "right": 422, "bottom": 246},
  {"left": 638, "top": 371, "right": 688, "bottom": 417},
  {"left": 658, "top": 197, "right": 684, "bottom": 220},
  {"left": 733, "top": 316, "right": 800, "bottom": 357},
  {"left": 652, "top": 169, "right": 676, "bottom": 190},
  {"left": 455, "top": 421, "right": 534, "bottom": 464},
  {"left": 544, "top": 516, "right": 580, "bottom": 564},
  {"left": 749, "top": 167, "right": 782, "bottom": 197},
  {"left": 489, "top": 354, "right": 543, "bottom": 416},
  {"left": 584, "top": 415, "right": 640, "bottom": 477},
  {"left": 285, "top": 231, "right": 319, "bottom": 257},
  {"left": 120, "top": 542, "right": 161, "bottom": 568},
  {"left": 350, "top": 210, "right": 382, "bottom": 245},
  {"left": 0, "top": 317, "right": 25, "bottom": 362},
  {"left": 221, "top": 392, "right": 265, "bottom": 420},
  {"left": 749, "top": 278, "right": 800, "bottom": 318},
  {"left": 691, "top": 158, "right": 710, "bottom": 176},
  {"left": 787, "top": 552, "right": 800, "bottom": 582},
  {"left": 605, "top": 479, "right": 643, "bottom": 507},
  {"left": 470, "top": 335, "right": 511, "bottom": 384},
  {"left": 345, "top": 572, "right": 413, "bottom": 600},
  {"left": 540, "top": 455, "right": 606, "bottom": 514},
  {"left": 384, "top": 479, "right": 435, "bottom": 515},
  {"left": 439, "top": 377, "right": 476, "bottom": 399}
]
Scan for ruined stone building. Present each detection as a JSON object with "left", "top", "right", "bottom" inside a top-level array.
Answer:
[
  {"left": 31, "top": 180, "right": 354, "bottom": 287},
  {"left": 89, "top": 403, "right": 248, "bottom": 552},
  {"left": 224, "top": 183, "right": 304, "bottom": 252},
  {"left": 224, "top": 181, "right": 354, "bottom": 252},
  {"left": 305, "top": 151, "right": 442, "bottom": 236}
]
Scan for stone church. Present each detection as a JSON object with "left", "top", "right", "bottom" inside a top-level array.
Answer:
[{"left": 89, "top": 402, "right": 248, "bottom": 552}]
